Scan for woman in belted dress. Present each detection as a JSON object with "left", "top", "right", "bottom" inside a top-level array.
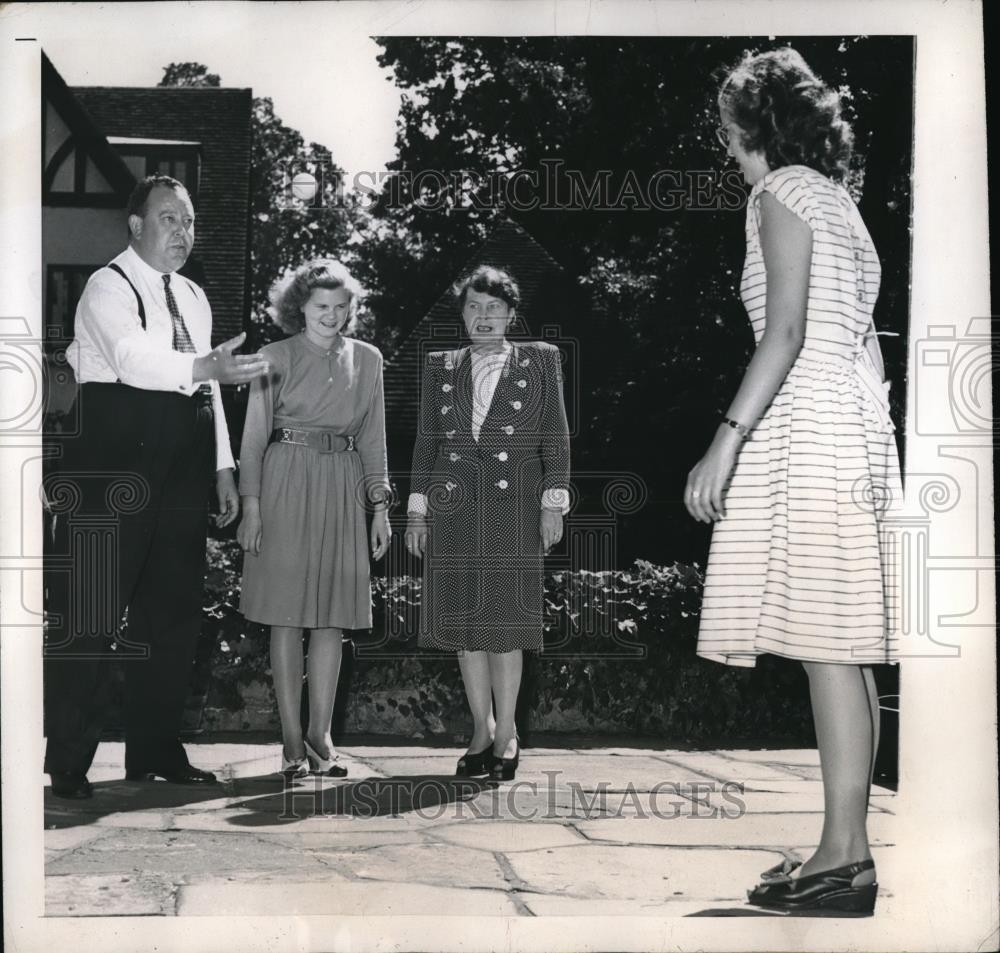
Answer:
[
  {"left": 405, "top": 266, "right": 570, "bottom": 781},
  {"left": 686, "top": 49, "right": 903, "bottom": 914},
  {"left": 238, "top": 259, "right": 390, "bottom": 779}
]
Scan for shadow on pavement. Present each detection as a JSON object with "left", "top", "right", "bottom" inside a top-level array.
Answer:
[
  {"left": 686, "top": 907, "right": 783, "bottom": 916},
  {"left": 43, "top": 779, "right": 231, "bottom": 830},
  {"left": 225, "top": 773, "right": 493, "bottom": 827},
  {"left": 686, "top": 907, "right": 874, "bottom": 918}
]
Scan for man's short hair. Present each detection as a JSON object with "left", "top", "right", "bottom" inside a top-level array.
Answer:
[{"left": 126, "top": 175, "right": 189, "bottom": 219}]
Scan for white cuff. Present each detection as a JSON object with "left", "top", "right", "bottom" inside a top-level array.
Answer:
[
  {"left": 542, "top": 488, "right": 570, "bottom": 515},
  {"left": 172, "top": 353, "right": 201, "bottom": 395},
  {"left": 407, "top": 492, "right": 428, "bottom": 516},
  {"left": 190, "top": 351, "right": 213, "bottom": 387}
]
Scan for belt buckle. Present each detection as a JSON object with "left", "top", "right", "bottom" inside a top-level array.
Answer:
[
  {"left": 321, "top": 432, "right": 334, "bottom": 453},
  {"left": 346, "top": 435, "right": 355, "bottom": 452}
]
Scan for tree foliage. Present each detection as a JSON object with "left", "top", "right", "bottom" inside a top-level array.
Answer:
[
  {"left": 158, "top": 63, "right": 370, "bottom": 351},
  {"left": 246, "top": 96, "right": 370, "bottom": 348},
  {"left": 159, "top": 62, "right": 220, "bottom": 87},
  {"left": 369, "top": 37, "right": 913, "bottom": 564},
  {"left": 199, "top": 537, "right": 814, "bottom": 743},
  {"left": 157, "top": 41, "right": 914, "bottom": 567}
]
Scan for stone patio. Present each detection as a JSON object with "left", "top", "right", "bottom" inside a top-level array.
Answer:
[{"left": 43, "top": 737, "right": 897, "bottom": 918}]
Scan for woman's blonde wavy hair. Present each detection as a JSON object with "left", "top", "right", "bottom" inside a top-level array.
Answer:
[{"left": 268, "top": 258, "right": 363, "bottom": 334}]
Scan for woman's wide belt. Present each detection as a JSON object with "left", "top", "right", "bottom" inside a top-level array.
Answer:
[{"left": 269, "top": 428, "right": 356, "bottom": 452}]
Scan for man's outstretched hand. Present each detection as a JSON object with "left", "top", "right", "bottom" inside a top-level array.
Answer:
[{"left": 194, "top": 332, "right": 269, "bottom": 386}]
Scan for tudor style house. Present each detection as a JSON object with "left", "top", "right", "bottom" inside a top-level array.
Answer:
[{"left": 41, "top": 52, "right": 252, "bottom": 417}]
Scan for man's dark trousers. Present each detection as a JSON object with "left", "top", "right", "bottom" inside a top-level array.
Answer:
[{"left": 43, "top": 382, "right": 215, "bottom": 776}]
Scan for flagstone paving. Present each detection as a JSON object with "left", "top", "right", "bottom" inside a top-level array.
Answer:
[{"left": 44, "top": 738, "right": 896, "bottom": 918}]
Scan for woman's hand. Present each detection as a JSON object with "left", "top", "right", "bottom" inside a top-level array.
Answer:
[
  {"left": 541, "top": 507, "right": 563, "bottom": 552},
  {"left": 371, "top": 510, "right": 391, "bottom": 561},
  {"left": 237, "top": 498, "right": 262, "bottom": 555},
  {"left": 685, "top": 427, "right": 742, "bottom": 523},
  {"left": 404, "top": 513, "right": 428, "bottom": 559},
  {"left": 215, "top": 468, "right": 240, "bottom": 527}
]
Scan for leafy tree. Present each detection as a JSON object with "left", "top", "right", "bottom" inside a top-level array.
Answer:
[
  {"left": 158, "top": 63, "right": 371, "bottom": 351},
  {"left": 159, "top": 62, "right": 220, "bottom": 87},
  {"left": 369, "top": 36, "right": 913, "bottom": 565},
  {"left": 246, "top": 96, "right": 370, "bottom": 348}
]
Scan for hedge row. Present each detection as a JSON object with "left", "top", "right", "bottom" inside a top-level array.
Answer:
[{"left": 194, "top": 539, "right": 814, "bottom": 744}]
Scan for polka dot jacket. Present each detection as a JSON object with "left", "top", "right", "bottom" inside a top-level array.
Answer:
[{"left": 409, "top": 340, "right": 570, "bottom": 652}]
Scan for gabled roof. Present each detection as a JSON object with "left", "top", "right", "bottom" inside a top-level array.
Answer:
[
  {"left": 72, "top": 82, "right": 253, "bottom": 341},
  {"left": 384, "top": 217, "right": 569, "bottom": 438},
  {"left": 42, "top": 52, "right": 136, "bottom": 199}
]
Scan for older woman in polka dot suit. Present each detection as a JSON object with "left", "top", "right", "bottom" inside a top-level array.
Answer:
[{"left": 405, "top": 266, "right": 570, "bottom": 782}]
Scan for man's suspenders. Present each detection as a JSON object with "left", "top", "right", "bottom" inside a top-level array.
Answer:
[
  {"left": 104, "top": 264, "right": 145, "bottom": 385},
  {"left": 105, "top": 263, "right": 146, "bottom": 330},
  {"left": 104, "top": 264, "right": 200, "bottom": 329},
  {"left": 101, "top": 264, "right": 204, "bottom": 385}
]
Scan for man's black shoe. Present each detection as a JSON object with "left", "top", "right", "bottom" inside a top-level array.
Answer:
[
  {"left": 124, "top": 765, "right": 218, "bottom": 784},
  {"left": 48, "top": 772, "right": 93, "bottom": 799}
]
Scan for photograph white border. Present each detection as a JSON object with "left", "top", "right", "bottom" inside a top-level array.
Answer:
[{"left": 1, "top": 1, "right": 994, "bottom": 951}]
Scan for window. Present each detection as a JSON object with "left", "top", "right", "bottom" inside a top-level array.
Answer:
[
  {"left": 111, "top": 143, "right": 201, "bottom": 199},
  {"left": 43, "top": 101, "right": 119, "bottom": 202},
  {"left": 46, "top": 265, "right": 101, "bottom": 350}
]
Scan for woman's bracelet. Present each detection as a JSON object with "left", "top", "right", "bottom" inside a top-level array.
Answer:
[{"left": 722, "top": 416, "right": 752, "bottom": 439}]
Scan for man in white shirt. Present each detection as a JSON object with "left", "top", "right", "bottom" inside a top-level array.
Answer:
[{"left": 44, "top": 175, "right": 268, "bottom": 799}]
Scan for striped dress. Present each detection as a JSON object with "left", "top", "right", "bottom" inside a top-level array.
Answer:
[{"left": 697, "top": 165, "right": 902, "bottom": 668}]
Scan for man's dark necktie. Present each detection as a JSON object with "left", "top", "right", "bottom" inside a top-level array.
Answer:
[{"left": 163, "top": 274, "right": 212, "bottom": 397}]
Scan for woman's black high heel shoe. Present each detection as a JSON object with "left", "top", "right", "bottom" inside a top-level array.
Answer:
[
  {"left": 747, "top": 858, "right": 877, "bottom": 915},
  {"left": 455, "top": 745, "right": 493, "bottom": 777},
  {"left": 490, "top": 741, "right": 520, "bottom": 782}
]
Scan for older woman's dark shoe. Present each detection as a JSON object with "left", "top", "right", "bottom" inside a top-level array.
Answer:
[
  {"left": 747, "top": 859, "right": 877, "bottom": 915},
  {"left": 455, "top": 745, "right": 493, "bottom": 777},
  {"left": 490, "top": 743, "right": 520, "bottom": 782}
]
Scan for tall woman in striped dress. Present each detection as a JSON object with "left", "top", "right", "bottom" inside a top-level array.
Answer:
[{"left": 686, "top": 49, "right": 902, "bottom": 915}]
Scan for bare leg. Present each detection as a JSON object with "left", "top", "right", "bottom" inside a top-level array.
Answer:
[
  {"left": 800, "top": 661, "right": 877, "bottom": 884},
  {"left": 488, "top": 649, "right": 522, "bottom": 759},
  {"left": 269, "top": 626, "right": 306, "bottom": 761},
  {"left": 305, "top": 628, "right": 343, "bottom": 758},
  {"left": 458, "top": 650, "right": 495, "bottom": 752},
  {"left": 862, "top": 666, "right": 881, "bottom": 788}
]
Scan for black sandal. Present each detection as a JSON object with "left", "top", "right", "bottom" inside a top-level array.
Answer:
[
  {"left": 759, "top": 857, "right": 803, "bottom": 882},
  {"left": 747, "top": 859, "right": 877, "bottom": 915}
]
